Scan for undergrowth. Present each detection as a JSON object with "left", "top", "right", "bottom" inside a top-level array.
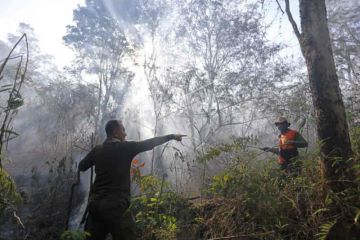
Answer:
[
  {"left": 130, "top": 175, "right": 194, "bottom": 240},
  {"left": 129, "top": 139, "right": 360, "bottom": 239},
  {"left": 193, "top": 140, "right": 360, "bottom": 239},
  {"left": 0, "top": 168, "right": 22, "bottom": 216},
  {"left": 55, "top": 130, "right": 360, "bottom": 239}
]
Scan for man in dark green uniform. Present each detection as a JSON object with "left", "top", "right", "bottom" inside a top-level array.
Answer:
[{"left": 79, "top": 120, "right": 185, "bottom": 240}]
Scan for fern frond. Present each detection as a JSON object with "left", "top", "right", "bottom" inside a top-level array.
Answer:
[{"left": 316, "top": 220, "right": 337, "bottom": 240}]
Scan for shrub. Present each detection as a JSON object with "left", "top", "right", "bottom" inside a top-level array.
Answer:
[
  {"left": 60, "top": 230, "right": 89, "bottom": 240},
  {"left": 130, "top": 175, "right": 194, "bottom": 240},
  {"left": 195, "top": 141, "right": 360, "bottom": 239},
  {"left": 0, "top": 168, "right": 22, "bottom": 216}
]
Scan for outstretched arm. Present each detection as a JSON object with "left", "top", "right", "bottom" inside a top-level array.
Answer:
[
  {"left": 131, "top": 134, "right": 185, "bottom": 154},
  {"left": 261, "top": 147, "right": 279, "bottom": 154}
]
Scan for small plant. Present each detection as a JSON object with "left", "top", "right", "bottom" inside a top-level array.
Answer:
[
  {"left": 193, "top": 139, "right": 360, "bottom": 239},
  {"left": 130, "top": 174, "right": 193, "bottom": 240},
  {"left": 60, "top": 230, "right": 89, "bottom": 240},
  {"left": 0, "top": 168, "right": 22, "bottom": 215},
  {"left": 350, "top": 126, "right": 360, "bottom": 154}
]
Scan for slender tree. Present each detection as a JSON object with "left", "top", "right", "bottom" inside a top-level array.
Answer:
[
  {"left": 136, "top": 0, "right": 172, "bottom": 174},
  {"left": 284, "top": 0, "right": 354, "bottom": 191},
  {"left": 64, "top": 0, "right": 134, "bottom": 141},
  {"left": 169, "top": 1, "right": 282, "bottom": 153}
]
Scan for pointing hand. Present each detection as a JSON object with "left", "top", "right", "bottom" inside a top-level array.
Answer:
[
  {"left": 173, "top": 134, "right": 186, "bottom": 141},
  {"left": 261, "top": 147, "right": 269, "bottom": 151}
]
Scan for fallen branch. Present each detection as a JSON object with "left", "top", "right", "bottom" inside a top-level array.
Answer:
[
  {"left": 207, "top": 236, "right": 243, "bottom": 240},
  {"left": 207, "top": 231, "right": 275, "bottom": 240},
  {"left": 13, "top": 210, "right": 25, "bottom": 229}
]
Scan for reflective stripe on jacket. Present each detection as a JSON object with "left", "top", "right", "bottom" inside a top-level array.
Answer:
[
  {"left": 279, "top": 129, "right": 297, "bottom": 150},
  {"left": 278, "top": 129, "right": 298, "bottom": 164}
]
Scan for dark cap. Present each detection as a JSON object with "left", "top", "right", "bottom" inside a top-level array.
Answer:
[{"left": 274, "top": 117, "right": 290, "bottom": 126}]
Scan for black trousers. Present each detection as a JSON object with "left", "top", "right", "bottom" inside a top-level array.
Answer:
[
  {"left": 280, "top": 149, "right": 301, "bottom": 175},
  {"left": 84, "top": 195, "right": 136, "bottom": 240}
]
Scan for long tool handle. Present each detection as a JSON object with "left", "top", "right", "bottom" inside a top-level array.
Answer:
[{"left": 65, "top": 170, "right": 80, "bottom": 230}]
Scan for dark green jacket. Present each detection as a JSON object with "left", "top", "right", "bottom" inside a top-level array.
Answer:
[{"left": 79, "top": 135, "right": 174, "bottom": 199}]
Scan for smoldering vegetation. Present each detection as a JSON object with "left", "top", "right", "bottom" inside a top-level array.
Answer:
[{"left": 0, "top": 0, "right": 360, "bottom": 239}]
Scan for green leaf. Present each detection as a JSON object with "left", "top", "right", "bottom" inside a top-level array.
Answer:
[
  {"left": 354, "top": 208, "right": 360, "bottom": 224},
  {"left": 312, "top": 208, "right": 329, "bottom": 217},
  {"left": 316, "top": 220, "right": 336, "bottom": 240}
]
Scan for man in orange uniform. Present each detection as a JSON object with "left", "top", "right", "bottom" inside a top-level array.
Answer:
[{"left": 262, "top": 117, "right": 308, "bottom": 174}]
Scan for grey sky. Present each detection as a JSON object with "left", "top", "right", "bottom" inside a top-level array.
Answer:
[
  {"left": 0, "top": 0, "right": 85, "bottom": 67},
  {"left": 0, "top": 0, "right": 302, "bottom": 68}
]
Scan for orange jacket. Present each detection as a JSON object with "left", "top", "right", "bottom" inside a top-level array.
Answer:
[{"left": 278, "top": 129, "right": 298, "bottom": 164}]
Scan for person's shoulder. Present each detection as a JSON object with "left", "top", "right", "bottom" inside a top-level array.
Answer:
[
  {"left": 91, "top": 144, "right": 103, "bottom": 153},
  {"left": 114, "top": 141, "right": 138, "bottom": 147},
  {"left": 121, "top": 140, "right": 138, "bottom": 145},
  {"left": 289, "top": 128, "right": 298, "bottom": 133},
  {"left": 95, "top": 144, "right": 103, "bottom": 148},
  {"left": 280, "top": 129, "right": 298, "bottom": 137},
  {"left": 114, "top": 141, "right": 140, "bottom": 153},
  {"left": 123, "top": 141, "right": 140, "bottom": 147}
]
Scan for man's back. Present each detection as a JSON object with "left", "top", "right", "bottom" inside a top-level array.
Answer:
[
  {"left": 79, "top": 135, "right": 176, "bottom": 198},
  {"left": 91, "top": 141, "right": 134, "bottom": 197},
  {"left": 77, "top": 120, "right": 184, "bottom": 240}
]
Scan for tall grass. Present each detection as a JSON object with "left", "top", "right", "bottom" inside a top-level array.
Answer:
[
  {"left": 194, "top": 140, "right": 360, "bottom": 239},
  {"left": 131, "top": 139, "right": 360, "bottom": 239},
  {"left": 58, "top": 132, "right": 360, "bottom": 240}
]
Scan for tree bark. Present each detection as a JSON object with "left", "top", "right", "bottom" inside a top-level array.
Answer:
[{"left": 285, "top": 0, "right": 354, "bottom": 191}]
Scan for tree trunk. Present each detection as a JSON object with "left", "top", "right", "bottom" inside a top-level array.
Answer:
[{"left": 286, "top": 0, "right": 354, "bottom": 191}]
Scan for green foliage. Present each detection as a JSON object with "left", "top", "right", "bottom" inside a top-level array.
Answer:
[
  {"left": 195, "top": 141, "right": 360, "bottom": 239},
  {"left": 316, "top": 220, "right": 336, "bottom": 240},
  {"left": 208, "top": 172, "right": 237, "bottom": 197},
  {"left": 199, "top": 136, "right": 258, "bottom": 164},
  {"left": 60, "top": 230, "right": 89, "bottom": 240},
  {"left": 7, "top": 91, "right": 24, "bottom": 110},
  {"left": 131, "top": 175, "right": 193, "bottom": 240},
  {"left": 137, "top": 175, "right": 163, "bottom": 195},
  {"left": 350, "top": 125, "right": 360, "bottom": 154},
  {"left": 0, "top": 168, "right": 22, "bottom": 215}
]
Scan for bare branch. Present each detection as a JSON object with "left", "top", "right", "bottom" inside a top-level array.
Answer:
[
  {"left": 73, "top": 144, "right": 90, "bottom": 152},
  {"left": 13, "top": 211, "right": 25, "bottom": 229},
  {"left": 0, "top": 34, "right": 28, "bottom": 167},
  {"left": 207, "top": 231, "right": 275, "bottom": 240},
  {"left": 207, "top": 236, "right": 240, "bottom": 240},
  {"left": 284, "top": 0, "right": 302, "bottom": 40},
  {"left": 275, "top": 0, "right": 285, "bottom": 14},
  {"left": 0, "top": 34, "right": 27, "bottom": 75},
  {"left": 0, "top": 55, "right": 24, "bottom": 63}
]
